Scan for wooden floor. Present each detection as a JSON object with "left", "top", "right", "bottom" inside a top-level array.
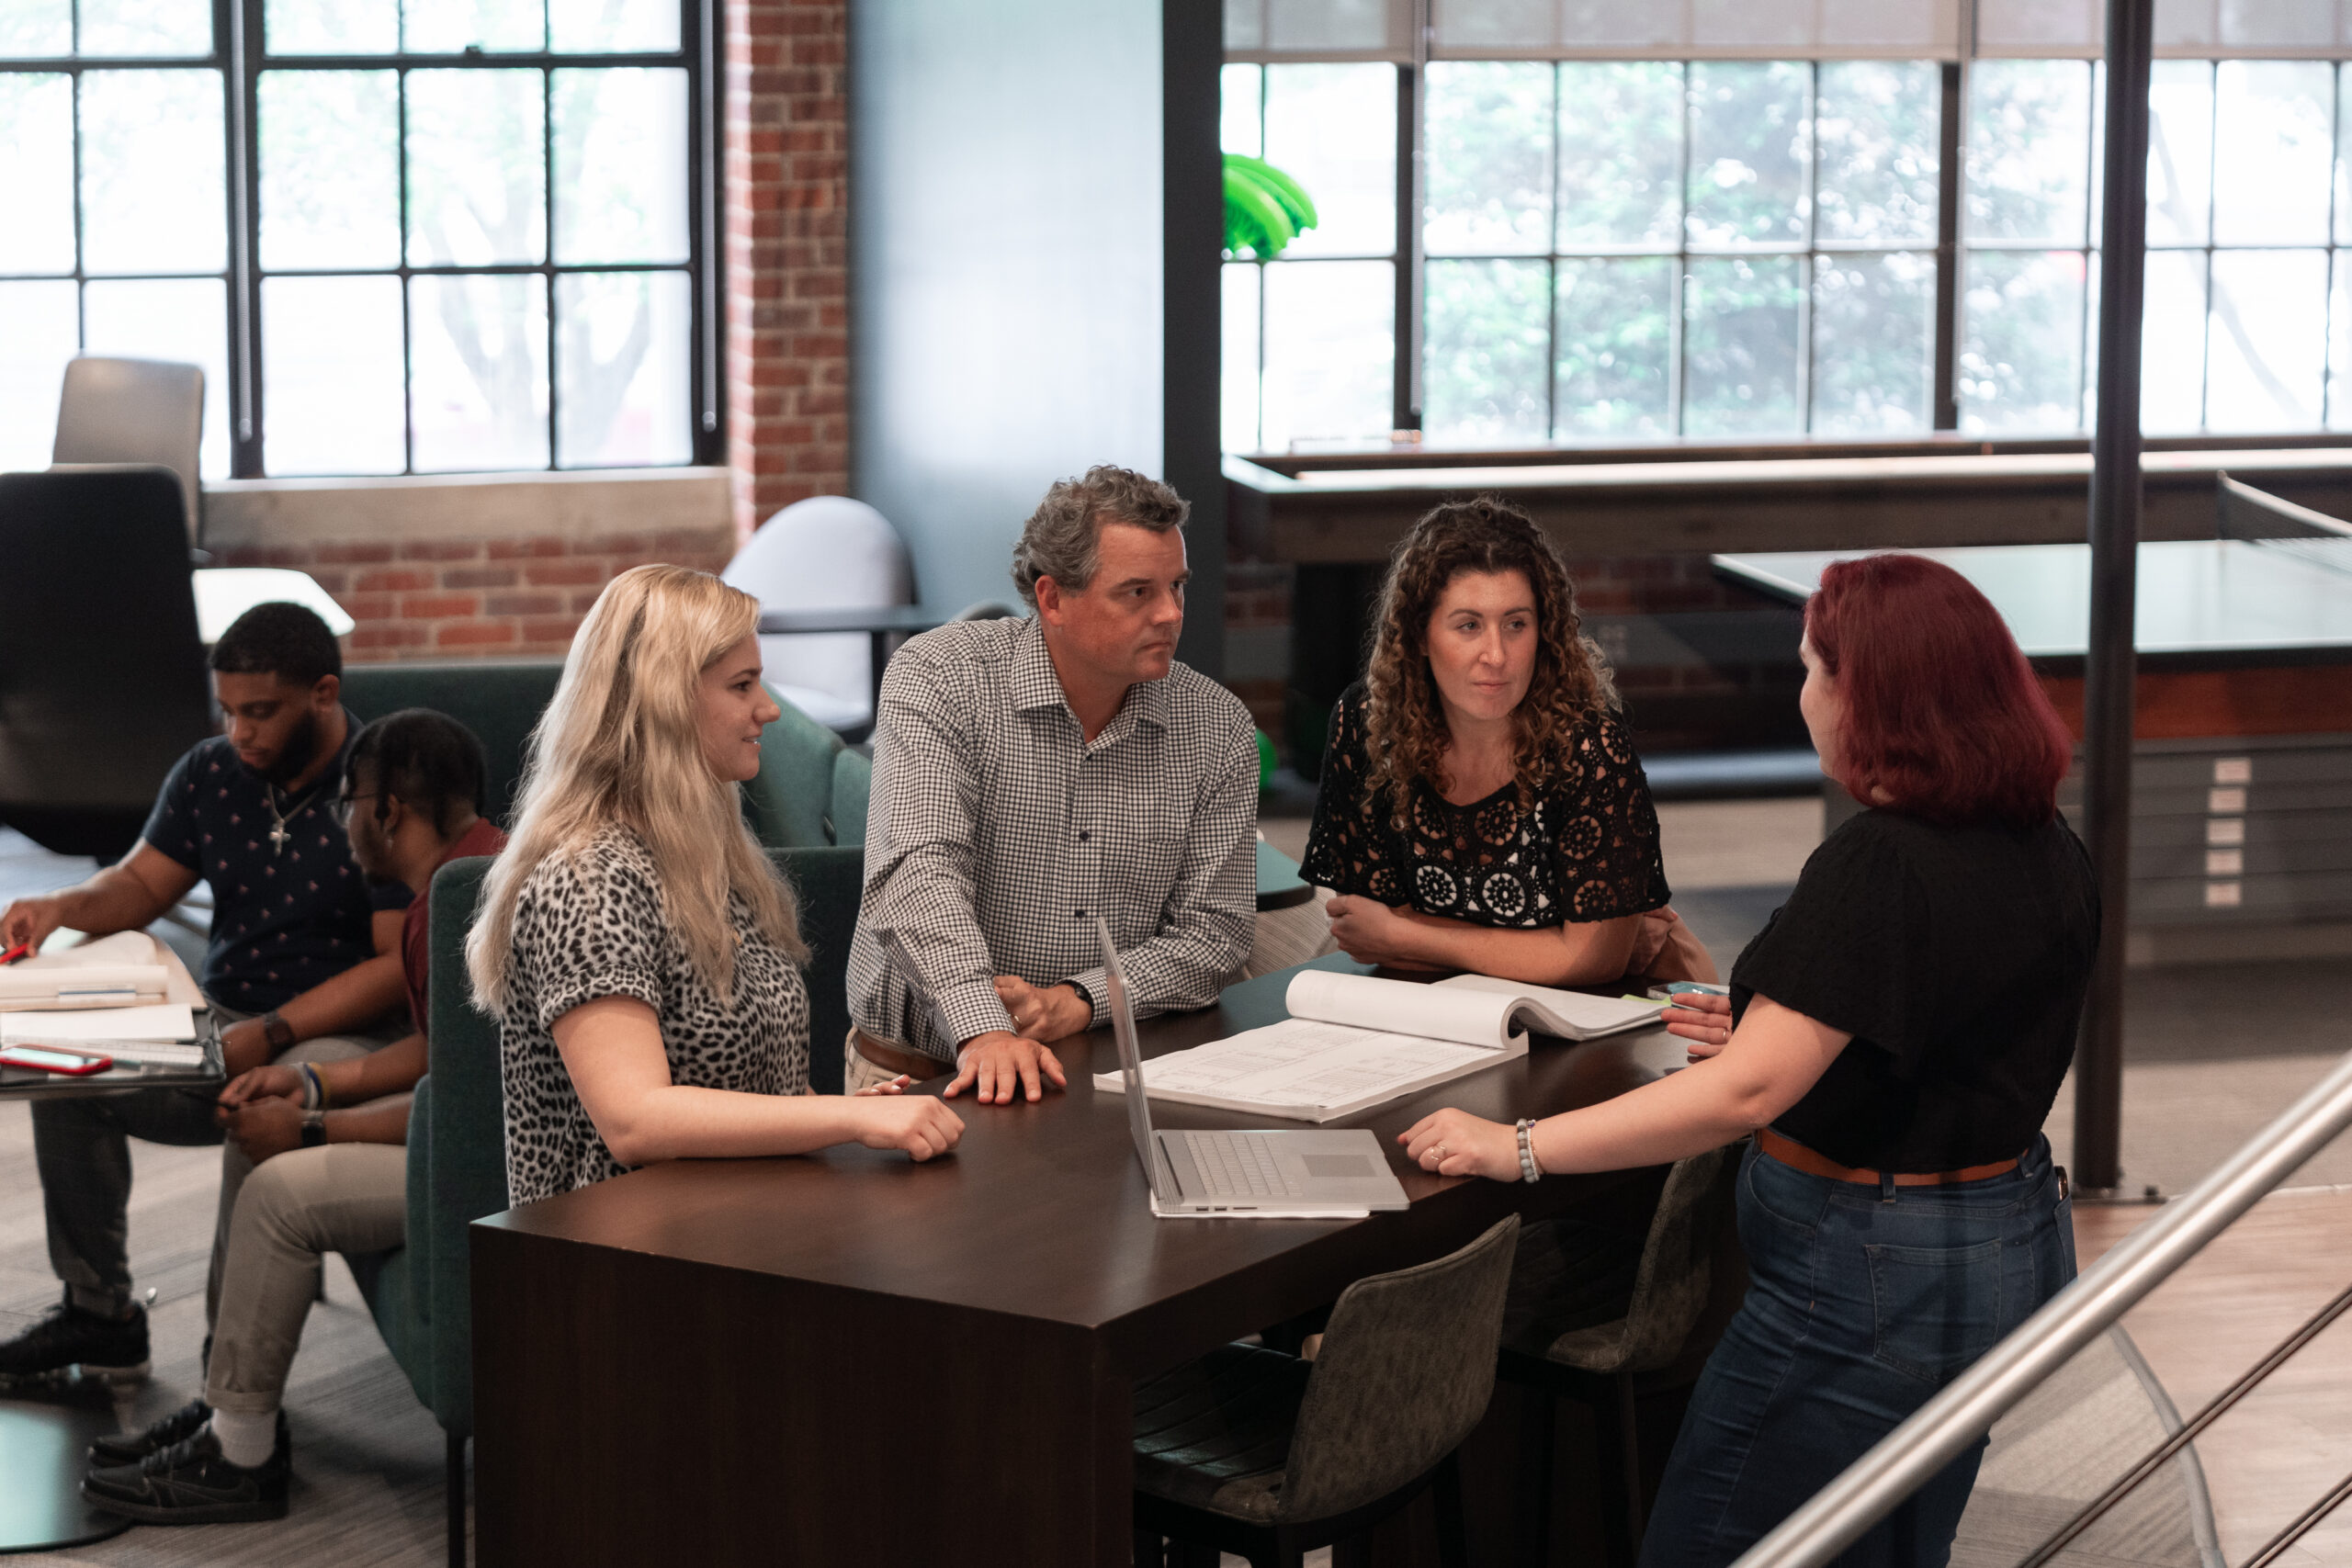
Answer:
[{"left": 2077, "top": 1186, "right": 2352, "bottom": 1568}]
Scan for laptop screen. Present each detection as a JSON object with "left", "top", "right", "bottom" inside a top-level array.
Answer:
[{"left": 1097, "top": 916, "right": 1170, "bottom": 1201}]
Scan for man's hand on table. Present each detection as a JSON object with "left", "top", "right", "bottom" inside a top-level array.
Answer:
[
  {"left": 0, "top": 895, "right": 64, "bottom": 953},
  {"left": 993, "top": 976, "right": 1091, "bottom": 1043},
  {"left": 1398, "top": 1108, "right": 1519, "bottom": 1182},
  {"left": 944, "top": 1030, "right": 1069, "bottom": 1104}
]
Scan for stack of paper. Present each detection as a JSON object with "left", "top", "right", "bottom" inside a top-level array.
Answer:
[
  {"left": 0, "top": 932, "right": 204, "bottom": 1055},
  {"left": 1098, "top": 971, "right": 1667, "bottom": 1122}
]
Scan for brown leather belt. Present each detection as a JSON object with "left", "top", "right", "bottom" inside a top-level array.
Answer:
[
  {"left": 852, "top": 1029, "right": 948, "bottom": 1081},
  {"left": 1758, "top": 1128, "right": 2020, "bottom": 1188}
]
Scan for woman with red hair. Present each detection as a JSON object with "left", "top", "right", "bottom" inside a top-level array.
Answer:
[{"left": 1401, "top": 553, "right": 2097, "bottom": 1566}]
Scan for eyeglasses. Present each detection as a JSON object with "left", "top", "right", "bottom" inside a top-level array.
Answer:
[{"left": 331, "top": 792, "right": 380, "bottom": 828}]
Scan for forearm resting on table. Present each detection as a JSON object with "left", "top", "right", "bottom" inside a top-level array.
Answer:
[
  {"left": 1529, "top": 996, "right": 1851, "bottom": 1174},
  {"left": 1398, "top": 909, "right": 1639, "bottom": 987},
  {"left": 554, "top": 997, "right": 868, "bottom": 1168}
]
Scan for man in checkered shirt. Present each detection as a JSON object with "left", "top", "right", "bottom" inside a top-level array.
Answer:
[{"left": 844, "top": 466, "right": 1258, "bottom": 1105}]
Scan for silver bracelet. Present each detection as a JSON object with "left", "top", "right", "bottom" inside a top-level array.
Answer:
[{"left": 1515, "top": 1118, "right": 1544, "bottom": 1183}]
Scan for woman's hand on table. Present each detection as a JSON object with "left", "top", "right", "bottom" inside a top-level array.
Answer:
[
  {"left": 1397, "top": 1108, "right": 1519, "bottom": 1181},
  {"left": 1326, "top": 896, "right": 1441, "bottom": 969},
  {"left": 1663, "top": 990, "right": 1734, "bottom": 1062},
  {"left": 848, "top": 1095, "right": 965, "bottom": 1161}
]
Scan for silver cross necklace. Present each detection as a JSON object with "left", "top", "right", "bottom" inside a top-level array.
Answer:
[{"left": 266, "top": 780, "right": 324, "bottom": 856}]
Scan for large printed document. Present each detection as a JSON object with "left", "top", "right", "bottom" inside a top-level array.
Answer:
[{"left": 1097, "top": 970, "right": 1668, "bottom": 1123}]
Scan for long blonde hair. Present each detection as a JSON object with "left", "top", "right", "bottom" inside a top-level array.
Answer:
[{"left": 468, "top": 564, "right": 805, "bottom": 1012}]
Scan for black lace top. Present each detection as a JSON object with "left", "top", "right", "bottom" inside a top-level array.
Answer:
[{"left": 1301, "top": 684, "right": 1671, "bottom": 928}]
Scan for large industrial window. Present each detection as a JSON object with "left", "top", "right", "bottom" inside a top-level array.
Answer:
[
  {"left": 0, "top": 0, "right": 715, "bottom": 479},
  {"left": 1222, "top": 0, "right": 2352, "bottom": 452}
]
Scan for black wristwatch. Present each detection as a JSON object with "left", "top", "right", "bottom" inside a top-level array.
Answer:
[
  {"left": 300, "top": 1111, "right": 326, "bottom": 1149},
  {"left": 260, "top": 1010, "right": 295, "bottom": 1050},
  {"left": 1062, "top": 978, "right": 1094, "bottom": 1018}
]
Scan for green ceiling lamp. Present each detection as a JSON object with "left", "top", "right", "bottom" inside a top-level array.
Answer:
[{"left": 1223, "top": 153, "right": 1317, "bottom": 258}]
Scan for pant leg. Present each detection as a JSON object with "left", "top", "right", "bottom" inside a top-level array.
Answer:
[
  {"left": 206, "top": 1032, "right": 385, "bottom": 1333},
  {"left": 203, "top": 1143, "right": 408, "bottom": 1418},
  {"left": 1640, "top": 1144, "right": 2075, "bottom": 1568},
  {"left": 31, "top": 1085, "right": 231, "bottom": 1317}
]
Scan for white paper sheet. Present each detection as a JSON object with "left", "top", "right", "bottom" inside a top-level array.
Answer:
[
  {"left": 1101, "top": 1017, "right": 1512, "bottom": 1122},
  {"left": 1, "top": 1004, "right": 196, "bottom": 1043}
]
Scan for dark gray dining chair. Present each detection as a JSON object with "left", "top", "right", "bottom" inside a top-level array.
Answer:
[
  {"left": 1132, "top": 1213, "right": 1521, "bottom": 1568},
  {"left": 1500, "top": 1142, "right": 1744, "bottom": 1568}
]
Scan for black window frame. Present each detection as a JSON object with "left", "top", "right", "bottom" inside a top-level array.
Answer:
[
  {"left": 1225, "top": 31, "right": 2352, "bottom": 454},
  {"left": 0, "top": 0, "right": 721, "bottom": 479}
]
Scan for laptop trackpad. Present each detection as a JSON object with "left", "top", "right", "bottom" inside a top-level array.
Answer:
[{"left": 1302, "top": 1154, "right": 1377, "bottom": 1179}]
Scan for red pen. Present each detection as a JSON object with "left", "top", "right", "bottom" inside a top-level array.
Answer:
[{"left": 0, "top": 943, "right": 30, "bottom": 965}]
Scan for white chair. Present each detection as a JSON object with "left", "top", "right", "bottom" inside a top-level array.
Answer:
[
  {"left": 722, "top": 496, "right": 913, "bottom": 736},
  {"left": 52, "top": 356, "right": 206, "bottom": 546}
]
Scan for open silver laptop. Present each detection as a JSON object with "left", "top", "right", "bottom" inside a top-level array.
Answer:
[{"left": 1099, "top": 919, "right": 1407, "bottom": 1218}]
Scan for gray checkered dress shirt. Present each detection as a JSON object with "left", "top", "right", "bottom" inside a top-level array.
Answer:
[{"left": 846, "top": 615, "right": 1259, "bottom": 1065}]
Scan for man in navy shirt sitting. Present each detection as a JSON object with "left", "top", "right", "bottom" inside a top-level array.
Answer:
[{"left": 0, "top": 603, "right": 411, "bottom": 1384}]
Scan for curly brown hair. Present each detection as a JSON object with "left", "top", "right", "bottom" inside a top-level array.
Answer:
[{"left": 1360, "top": 496, "right": 1618, "bottom": 821}]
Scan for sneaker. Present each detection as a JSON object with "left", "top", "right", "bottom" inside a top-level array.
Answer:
[
  {"left": 0, "top": 1294, "right": 149, "bottom": 1386},
  {"left": 82, "top": 1425, "right": 290, "bottom": 1526},
  {"left": 89, "top": 1396, "right": 218, "bottom": 1466}
]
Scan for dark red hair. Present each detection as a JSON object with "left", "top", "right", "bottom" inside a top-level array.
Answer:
[{"left": 1807, "top": 554, "right": 2073, "bottom": 827}]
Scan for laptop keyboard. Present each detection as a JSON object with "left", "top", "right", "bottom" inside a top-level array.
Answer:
[{"left": 1183, "top": 1132, "right": 1305, "bottom": 1200}]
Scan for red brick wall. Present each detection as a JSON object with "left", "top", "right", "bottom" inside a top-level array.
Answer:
[
  {"left": 723, "top": 0, "right": 851, "bottom": 544},
  {"left": 215, "top": 531, "right": 734, "bottom": 661}
]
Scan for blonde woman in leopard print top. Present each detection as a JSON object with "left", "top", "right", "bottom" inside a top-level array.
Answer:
[{"left": 469, "top": 565, "right": 963, "bottom": 1204}]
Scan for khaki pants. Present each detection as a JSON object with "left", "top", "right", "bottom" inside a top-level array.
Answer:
[
  {"left": 203, "top": 1142, "right": 408, "bottom": 1418},
  {"left": 842, "top": 1029, "right": 954, "bottom": 1094}
]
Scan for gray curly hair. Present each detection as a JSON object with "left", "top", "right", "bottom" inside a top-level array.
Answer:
[{"left": 1009, "top": 466, "right": 1189, "bottom": 609}]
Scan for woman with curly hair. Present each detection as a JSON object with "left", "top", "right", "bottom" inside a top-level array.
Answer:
[
  {"left": 1400, "top": 553, "right": 2094, "bottom": 1567},
  {"left": 1300, "top": 495, "right": 1703, "bottom": 984}
]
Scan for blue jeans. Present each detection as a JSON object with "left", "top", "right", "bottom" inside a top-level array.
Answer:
[{"left": 1638, "top": 1137, "right": 2075, "bottom": 1568}]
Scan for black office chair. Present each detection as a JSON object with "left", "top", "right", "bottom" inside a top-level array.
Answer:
[{"left": 0, "top": 468, "right": 213, "bottom": 862}]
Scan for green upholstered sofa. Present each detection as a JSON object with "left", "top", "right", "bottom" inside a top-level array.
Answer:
[
  {"left": 348, "top": 840, "right": 867, "bottom": 1566},
  {"left": 342, "top": 660, "right": 872, "bottom": 848}
]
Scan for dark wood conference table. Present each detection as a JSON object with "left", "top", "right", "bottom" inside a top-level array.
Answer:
[{"left": 469, "top": 957, "right": 1683, "bottom": 1568}]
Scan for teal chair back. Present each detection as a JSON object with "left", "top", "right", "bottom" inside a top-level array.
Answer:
[
  {"left": 346, "top": 661, "right": 871, "bottom": 852},
  {"left": 342, "top": 661, "right": 563, "bottom": 829},
  {"left": 774, "top": 844, "right": 863, "bottom": 1095}
]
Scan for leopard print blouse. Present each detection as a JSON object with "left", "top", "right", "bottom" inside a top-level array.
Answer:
[{"left": 498, "top": 829, "right": 810, "bottom": 1205}]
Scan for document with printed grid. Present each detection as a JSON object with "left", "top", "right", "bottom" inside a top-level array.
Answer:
[{"left": 1097, "top": 971, "right": 1668, "bottom": 1123}]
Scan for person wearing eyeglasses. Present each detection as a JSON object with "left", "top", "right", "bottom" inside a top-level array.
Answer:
[
  {"left": 0, "top": 604, "right": 412, "bottom": 1392},
  {"left": 79, "top": 707, "right": 505, "bottom": 1526}
]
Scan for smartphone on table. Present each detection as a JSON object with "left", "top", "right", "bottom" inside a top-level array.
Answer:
[{"left": 0, "top": 1045, "right": 115, "bottom": 1075}]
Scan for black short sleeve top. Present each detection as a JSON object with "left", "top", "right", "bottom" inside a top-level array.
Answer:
[
  {"left": 1731, "top": 808, "right": 2100, "bottom": 1172},
  {"left": 1300, "top": 684, "right": 1670, "bottom": 928}
]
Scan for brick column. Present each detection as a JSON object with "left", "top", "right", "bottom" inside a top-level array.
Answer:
[{"left": 723, "top": 0, "right": 851, "bottom": 545}]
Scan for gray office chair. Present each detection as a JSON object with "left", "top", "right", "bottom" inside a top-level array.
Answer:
[
  {"left": 1132, "top": 1214, "right": 1521, "bottom": 1568},
  {"left": 0, "top": 470, "right": 214, "bottom": 862},
  {"left": 52, "top": 356, "right": 206, "bottom": 545},
  {"left": 1500, "top": 1143, "right": 1743, "bottom": 1568}
]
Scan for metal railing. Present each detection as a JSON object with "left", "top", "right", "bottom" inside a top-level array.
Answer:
[{"left": 1732, "top": 1045, "right": 2352, "bottom": 1568}]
